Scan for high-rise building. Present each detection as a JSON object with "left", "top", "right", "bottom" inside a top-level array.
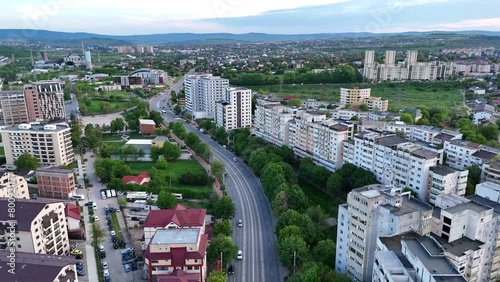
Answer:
[
  {"left": 254, "top": 99, "right": 301, "bottom": 146},
  {"left": 0, "top": 172, "right": 30, "bottom": 199},
  {"left": 364, "top": 50, "right": 375, "bottom": 65},
  {"left": 0, "top": 90, "right": 30, "bottom": 125},
  {"left": 339, "top": 88, "right": 388, "bottom": 111},
  {"left": 335, "top": 185, "right": 433, "bottom": 281},
  {"left": 443, "top": 140, "right": 499, "bottom": 170},
  {"left": 215, "top": 87, "right": 252, "bottom": 131},
  {"left": 84, "top": 50, "right": 92, "bottom": 70},
  {"left": 0, "top": 123, "right": 74, "bottom": 167},
  {"left": 427, "top": 165, "right": 468, "bottom": 205},
  {"left": 36, "top": 167, "right": 76, "bottom": 200},
  {"left": 385, "top": 50, "right": 396, "bottom": 65},
  {"left": 406, "top": 50, "right": 418, "bottom": 65},
  {"left": 184, "top": 74, "right": 229, "bottom": 119},
  {"left": 0, "top": 198, "right": 70, "bottom": 255},
  {"left": 24, "top": 81, "right": 65, "bottom": 121}
]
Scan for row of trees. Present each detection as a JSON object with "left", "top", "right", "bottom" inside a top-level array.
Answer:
[
  {"left": 170, "top": 122, "right": 211, "bottom": 161},
  {"left": 150, "top": 141, "right": 182, "bottom": 161}
]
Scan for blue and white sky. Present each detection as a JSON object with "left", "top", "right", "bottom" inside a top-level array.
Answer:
[{"left": 0, "top": 0, "right": 499, "bottom": 35}]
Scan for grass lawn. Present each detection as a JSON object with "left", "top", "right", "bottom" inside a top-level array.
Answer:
[
  {"left": 251, "top": 82, "right": 465, "bottom": 111},
  {"left": 299, "top": 179, "right": 339, "bottom": 217},
  {"left": 102, "top": 134, "right": 124, "bottom": 142},
  {"left": 0, "top": 147, "right": 4, "bottom": 155},
  {"left": 179, "top": 199, "right": 210, "bottom": 210},
  {"left": 126, "top": 160, "right": 207, "bottom": 177},
  {"left": 99, "top": 91, "right": 130, "bottom": 99},
  {"left": 86, "top": 100, "right": 135, "bottom": 115},
  {"left": 128, "top": 132, "right": 156, "bottom": 139},
  {"left": 102, "top": 141, "right": 125, "bottom": 150},
  {"left": 110, "top": 213, "right": 124, "bottom": 245}
]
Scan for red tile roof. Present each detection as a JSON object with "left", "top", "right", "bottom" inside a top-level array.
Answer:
[
  {"left": 152, "top": 270, "right": 200, "bottom": 282},
  {"left": 492, "top": 100, "right": 500, "bottom": 105},
  {"left": 65, "top": 203, "right": 81, "bottom": 220},
  {"left": 144, "top": 204, "right": 206, "bottom": 228},
  {"left": 145, "top": 234, "right": 208, "bottom": 263},
  {"left": 122, "top": 172, "right": 150, "bottom": 185}
]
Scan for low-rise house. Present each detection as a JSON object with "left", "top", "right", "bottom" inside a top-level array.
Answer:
[
  {"left": 36, "top": 167, "right": 76, "bottom": 200},
  {"left": 65, "top": 203, "right": 82, "bottom": 239},
  {"left": 122, "top": 172, "right": 150, "bottom": 186},
  {"left": 140, "top": 119, "right": 157, "bottom": 135}
]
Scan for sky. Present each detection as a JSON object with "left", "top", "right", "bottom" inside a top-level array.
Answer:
[{"left": 0, "top": 0, "right": 499, "bottom": 35}]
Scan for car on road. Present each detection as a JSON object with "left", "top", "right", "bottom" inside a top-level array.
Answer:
[
  {"left": 77, "top": 269, "right": 85, "bottom": 276},
  {"left": 70, "top": 249, "right": 83, "bottom": 256},
  {"left": 84, "top": 202, "right": 93, "bottom": 207},
  {"left": 102, "top": 261, "right": 108, "bottom": 270},
  {"left": 233, "top": 157, "right": 237, "bottom": 162},
  {"left": 103, "top": 269, "right": 110, "bottom": 277},
  {"left": 113, "top": 242, "right": 119, "bottom": 249},
  {"left": 108, "top": 225, "right": 113, "bottom": 231},
  {"left": 237, "top": 250, "right": 243, "bottom": 260},
  {"left": 76, "top": 262, "right": 84, "bottom": 270},
  {"left": 92, "top": 202, "right": 97, "bottom": 209},
  {"left": 75, "top": 254, "right": 83, "bottom": 260},
  {"left": 104, "top": 206, "right": 109, "bottom": 212},
  {"left": 238, "top": 219, "right": 243, "bottom": 227},
  {"left": 228, "top": 264, "right": 234, "bottom": 275},
  {"left": 124, "top": 264, "right": 131, "bottom": 272},
  {"left": 110, "top": 231, "right": 116, "bottom": 236},
  {"left": 94, "top": 216, "right": 99, "bottom": 221},
  {"left": 98, "top": 246, "right": 106, "bottom": 258},
  {"left": 115, "top": 207, "right": 120, "bottom": 212}
]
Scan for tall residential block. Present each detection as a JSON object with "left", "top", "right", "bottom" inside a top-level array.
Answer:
[
  {"left": 444, "top": 140, "right": 499, "bottom": 170},
  {"left": 385, "top": 50, "right": 396, "bottom": 65},
  {"left": 184, "top": 74, "right": 229, "bottom": 119},
  {"left": 215, "top": 87, "right": 252, "bottom": 131},
  {"left": 254, "top": 99, "right": 301, "bottom": 146},
  {"left": 406, "top": 50, "right": 418, "bottom": 65},
  {"left": 0, "top": 90, "right": 30, "bottom": 126},
  {"left": 335, "top": 185, "right": 432, "bottom": 282},
  {"left": 0, "top": 123, "right": 74, "bottom": 167},
  {"left": 340, "top": 88, "right": 388, "bottom": 111},
  {"left": 24, "top": 81, "right": 65, "bottom": 121},
  {"left": 428, "top": 165, "right": 468, "bottom": 205},
  {"left": 364, "top": 50, "right": 375, "bottom": 65},
  {"left": 0, "top": 198, "right": 70, "bottom": 255}
]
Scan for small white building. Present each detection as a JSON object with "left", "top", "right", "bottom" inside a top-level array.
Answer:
[
  {"left": 473, "top": 104, "right": 495, "bottom": 125},
  {"left": 475, "top": 182, "right": 500, "bottom": 203}
]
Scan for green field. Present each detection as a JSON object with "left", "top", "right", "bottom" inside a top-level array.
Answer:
[
  {"left": 126, "top": 160, "right": 206, "bottom": 177},
  {"left": 93, "top": 91, "right": 131, "bottom": 99},
  {"left": 251, "top": 82, "right": 465, "bottom": 110},
  {"left": 102, "top": 134, "right": 124, "bottom": 141},
  {"left": 0, "top": 147, "right": 5, "bottom": 155},
  {"left": 128, "top": 132, "right": 156, "bottom": 139},
  {"left": 86, "top": 100, "right": 135, "bottom": 114}
]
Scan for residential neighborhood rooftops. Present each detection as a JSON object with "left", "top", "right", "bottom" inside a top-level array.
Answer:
[{"left": 0, "top": 198, "right": 62, "bottom": 231}]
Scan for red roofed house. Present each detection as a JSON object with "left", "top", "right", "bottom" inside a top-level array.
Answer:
[
  {"left": 142, "top": 204, "right": 206, "bottom": 250},
  {"left": 122, "top": 172, "right": 151, "bottom": 186},
  {"left": 65, "top": 203, "right": 83, "bottom": 239},
  {"left": 144, "top": 228, "right": 208, "bottom": 282},
  {"left": 492, "top": 100, "right": 500, "bottom": 106}
]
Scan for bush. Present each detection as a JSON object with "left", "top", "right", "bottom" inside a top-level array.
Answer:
[
  {"left": 170, "top": 187, "right": 212, "bottom": 199},
  {"left": 178, "top": 171, "right": 210, "bottom": 185}
]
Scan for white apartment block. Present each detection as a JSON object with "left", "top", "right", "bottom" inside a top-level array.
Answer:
[
  {"left": 0, "top": 90, "right": 30, "bottom": 126},
  {"left": 0, "top": 172, "right": 30, "bottom": 199},
  {"left": 0, "top": 198, "right": 70, "bottom": 255},
  {"left": 184, "top": 74, "right": 229, "bottom": 119},
  {"left": 428, "top": 165, "right": 468, "bottom": 205},
  {"left": 331, "top": 109, "right": 369, "bottom": 120},
  {"left": 215, "top": 87, "right": 252, "bottom": 131},
  {"left": 335, "top": 185, "right": 432, "bottom": 282},
  {"left": 254, "top": 99, "right": 301, "bottom": 146},
  {"left": 376, "top": 233, "right": 466, "bottom": 282},
  {"left": 482, "top": 161, "right": 500, "bottom": 185},
  {"left": 343, "top": 130, "right": 443, "bottom": 200},
  {"left": 0, "top": 123, "right": 75, "bottom": 167},
  {"left": 475, "top": 182, "right": 500, "bottom": 203},
  {"left": 444, "top": 140, "right": 499, "bottom": 170},
  {"left": 288, "top": 114, "right": 354, "bottom": 171}
]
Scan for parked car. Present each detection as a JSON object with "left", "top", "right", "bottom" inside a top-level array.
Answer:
[
  {"left": 77, "top": 269, "right": 85, "bottom": 276},
  {"left": 113, "top": 242, "right": 119, "bottom": 249},
  {"left": 124, "top": 264, "right": 131, "bottom": 272},
  {"left": 228, "top": 264, "right": 234, "bottom": 275},
  {"left": 110, "top": 231, "right": 116, "bottom": 236},
  {"left": 102, "top": 261, "right": 109, "bottom": 270},
  {"left": 76, "top": 263, "right": 84, "bottom": 270},
  {"left": 103, "top": 270, "right": 109, "bottom": 277},
  {"left": 71, "top": 249, "right": 83, "bottom": 256},
  {"left": 84, "top": 202, "right": 93, "bottom": 207},
  {"left": 75, "top": 254, "right": 83, "bottom": 260},
  {"left": 130, "top": 217, "right": 140, "bottom": 221},
  {"left": 108, "top": 225, "right": 113, "bottom": 231},
  {"left": 94, "top": 216, "right": 99, "bottom": 221}
]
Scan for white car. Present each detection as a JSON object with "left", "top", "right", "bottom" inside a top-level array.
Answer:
[
  {"left": 110, "top": 231, "right": 116, "bottom": 236},
  {"left": 238, "top": 219, "right": 243, "bottom": 227},
  {"left": 103, "top": 269, "right": 109, "bottom": 277},
  {"left": 237, "top": 250, "right": 243, "bottom": 260},
  {"left": 233, "top": 157, "right": 237, "bottom": 162},
  {"left": 94, "top": 216, "right": 99, "bottom": 221},
  {"left": 102, "top": 261, "right": 108, "bottom": 270}
]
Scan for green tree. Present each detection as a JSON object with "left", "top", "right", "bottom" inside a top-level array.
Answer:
[
  {"left": 110, "top": 118, "right": 125, "bottom": 133},
  {"left": 155, "top": 157, "right": 169, "bottom": 170},
  {"left": 466, "top": 165, "right": 482, "bottom": 196},
  {"left": 359, "top": 104, "right": 369, "bottom": 111},
  {"left": 288, "top": 98, "right": 302, "bottom": 107},
  {"left": 276, "top": 210, "right": 318, "bottom": 244},
  {"left": 171, "top": 122, "right": 186, "bottom": 138},
  {"left": 14, "top": 152, "right": 41, "bottom": 170},
  {"left": 213, "top": 220, "right": 232, "bottom": 237},
  {"left": 211, "top": 160, "right": 225, "bottom": 181},
  {"left": 277, "top": 225, "right": 302, "bottom": 243},
  {"left": 286, "top": 185, "right": 309, "bottom": 212},
  {"left": 272, "top": 190, "right": 289, "bottom": 216},
  {"left": 91, "top": 222, "right": 105, "bottom": 248},
  {"left": 207, "top": 271, "right": 227, "bottom": 282},
  {"left": 63, "top": 79, "right": 71, "bottom": 100},
  {"left": 162, "top": 142, "right": 181, "bottom": 160},
  {"left": 278, "top": 234, "right": 308, "bottom": 270},
  {"left": 400, "top": 113, "right": 414, "bottom": 124},
  {"left": 326, "top": 174, "right": 342, "bottom": 196},
  {"left": 214, "top": 127, "right": 229, "bottom": 145},
  {"left": 207, "top": 235, "right": 238, "bottom": 268},
  {"left": 101, "top": 102, "right": 112, "bottom": 114},
  {"left": 312, "top": 240, "right": 336, "bottom": 269},
  {"left": 174, "top": 104, "right": 182, "bottom": 115},
  {"left": 214, "top": 196, "right": 236, "bottom": 220},
  {"left": 479, "top": 124, "right": 499, "bottom": 141},
  {"left": 157, "top": 190, "right": 177, "bottom": 209}
]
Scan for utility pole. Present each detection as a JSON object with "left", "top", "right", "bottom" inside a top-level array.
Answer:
[
  {"left": 220, "top": 252, "right": 223, "bottom": 271},
  {"left": 293, "top": 251, "right": 296, "bottom": 274}
]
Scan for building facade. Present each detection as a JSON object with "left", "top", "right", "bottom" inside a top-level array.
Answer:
[
  {"left": 0, "top": 123, "right": 75, "bottom": 167},
  {"left": 444, "top": 140, "right": 499, "bottom": 170},
  {"left": 215, "top": 87, "right": 252, "bottom": 131},
  {"left": 0, "top": 90, "right": 30, "bottom": 126},
  {"left": 0, "top": 172, "right": 30, "bottom": 199},
  {"left": 139, "top": 119, "right": 157, "bottom": 135},
  {"left": 428, "top": 165, "right": 468, "bottom": 205},
  {"left": 36, "top": 167, "right": 76, "bottom": 200},
  {"left": 339, "top": 88, "right": 388, "bottom": 111},
  {"left": 254, "top": 99, "right": 301, "bottom": 146},
  {"left": 24, "top": 81, "right": 65, "bottom": 121},
  {"left": 0, "top": 198, "right": 70, "bottom": 255},
  {"left": 184, "top": 74, "right": 229, "bottom": 119}
]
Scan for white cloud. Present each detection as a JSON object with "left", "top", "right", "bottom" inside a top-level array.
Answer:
[
  {"left": 388, "top": 0, "right": 449, "bottom": 8},
  {"left": 432, "top": 18, "right": 500, "bottom": 30}
]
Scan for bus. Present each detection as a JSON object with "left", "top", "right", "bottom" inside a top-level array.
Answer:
[{"left": 126, "top": 192, "right": 151, "bottom": 202}]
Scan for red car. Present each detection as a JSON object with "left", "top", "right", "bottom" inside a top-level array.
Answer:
[{"left": 88, "top": 184, "right": 94, "bottom": 188}]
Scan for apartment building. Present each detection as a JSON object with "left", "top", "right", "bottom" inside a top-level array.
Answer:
[
  {"left": 0, "top": 90, "right": 30, "bottom": 125},
  {"left": 36, "top": 167, "right": 76, "bottom": 200},
  {"left": 444, "top": 140, "right": 499, "bottom": 170},
  {"left": 0, "top": 172, "right": 30, "bottom": 199},
  {"left": 343, "top": 130, "right": 442, "bottom": 200},
  {"left": 0, "top": 250, "right": 79, "bottom": 282},
  {"left": 481, "top": 160, "right": 500, "bottom": 185},
  {"left": 184, "top": 74, "right": 229, "bottom": 119},
  {"left": 288, "top": 114, "right": 354, "bottom": 171},
  {"left": 473, "top": 104, "right": 495, "bottom": 125},
  {"left": 335, "top": 185, "right": 432, "bottom": 282},
  {"left": 24, "top": 81, "right": 65, "bottom": 121},
  {"left": 215, "top": 87, "right": 252, "bottom": 131},
  {"left": 0, "top": 198, "right": 70, "bottom": 255},
  {"left": 428, "top": 165, "right": 468, "bottom": 205},
  {"left": 475, "top": 182, "right": 500, "bottom": 203},
  {"left": 375, "top": 232, "right": 466, "bottom": 282},
  {"left": 142, "top": 204, "right": 206, "bottom": 250},
  {"left": 254, "top": 99, "right": 301, "bottom": 146},
  {"left": 331, "top": 109, "right": 370, "bottom": 120},
  {"left": 144, "top": 228, "right": 208, "bottom": 282},
  {"left": 0, "top": 123, "right": 75, "bottom": 167},
  {"left": 339, "top": 87, "right": 388, "bottom": 111}
]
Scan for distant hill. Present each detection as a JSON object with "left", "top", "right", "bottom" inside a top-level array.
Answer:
[{"left": 0, "top": 29, "right": 499, "bottom": 44}]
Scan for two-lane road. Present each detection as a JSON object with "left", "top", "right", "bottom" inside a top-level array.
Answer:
[{"left": 149, "top": 77, "right": 283, "bottom": 282}]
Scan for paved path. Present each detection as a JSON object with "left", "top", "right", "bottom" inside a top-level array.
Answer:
[{"left": 83, "top": 207, "right": 99, "bottom": 282}]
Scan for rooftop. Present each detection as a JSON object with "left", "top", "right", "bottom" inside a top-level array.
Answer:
[
  {"left": 411, "top": 148, "right": 438, "bottom": 160},
  {"left": 471, "top": 149, "right": 497, "bottom": 160},
  {"left": 444, "top": 201, "right": 489, "bottom": 214},
  {"left": 139, "top": 119, "right": 156, "bottom": 125},
  {"left": 354, "top": 184, "right": 387, "bottom": 198},
  {"left": 0, "top": 250, "right": 77, "bottom": 282},
  {"left": 468, "top": 195, "right": 500, "bottom": 215},
  {"left": 151, "top": 228, "right": 201, "bottom": 245},
  {"left": 36, "top": 166, "right": 73, "bottom": 174},
  {"left": 144, "top": 204, "right": 206, "bottom": 228},
  {"left": 0, "top": 197, "right": 62, "bottom": 231},
  {"left": 153, "top": 269, "right": 200, "bottom": 282},
  {"left": 376, "top": 135, "right": 408, "bottom": 147},
  {"left": 153, "top": 136, "right": 169, "bottom": 142},
  {"left": 430, "top": 165, "right": 462, "bottom": 176},
  {"left": 0, "top": 123, "right": 70, "bottom": 132},
  {"left": 431, "top": 233, "right": 484, "bottom": 257}
]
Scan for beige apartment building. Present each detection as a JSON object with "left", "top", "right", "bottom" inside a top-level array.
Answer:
[
  {"left": 340, "top": 88, "right": 388, "bottom": 111},
  {"left": 0, "top": 90, "right": 30, "bottom": 126},
  {"left": 0, "top": 172, "right": 30, "bottom": 199},
  {"left": 24, "top": 81, "right": 65, "bottom": 121},
  {"left": 0, "top": 123, "right": 74, "bottom": 167},
  {"left": 0, "top": 198, "right": 70, "bottom": 255}
]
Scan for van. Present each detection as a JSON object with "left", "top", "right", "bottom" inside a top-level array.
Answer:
[
  {"left": 101, "top": 191, "right": 106, "bottom": 200},
  {"left": 106, "top": 190, "right": 111, "bottom": 198},
  {"left": 70, "top": 195, "right": 85, "bottom": 200}
]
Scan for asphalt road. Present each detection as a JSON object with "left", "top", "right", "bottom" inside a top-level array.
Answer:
[{"left": 149, "top": 75, "right": 284, "bottom": 282}]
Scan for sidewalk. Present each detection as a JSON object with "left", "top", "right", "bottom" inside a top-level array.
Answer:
[{"left": 83, "top": 207, "right": 99, "bottom": 282}]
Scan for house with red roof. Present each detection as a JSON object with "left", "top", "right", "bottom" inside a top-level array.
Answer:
[
  {"left": 65, "top": 203, "right": 82, "bottom": 239},
  {"left": 144, "top": 228, "right": 208, "bottom": 282},
  {"left": 492, "top": 100, "right": 500, "bottom": 106},
  {"left": 122, "top": 172, "right": 151, "bottom": 186},
  {"left": 142, "top": 204, "right": 206, "bottom": 250}
]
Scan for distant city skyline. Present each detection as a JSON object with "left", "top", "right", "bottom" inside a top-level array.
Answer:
[{"left": 0, "top": 0, "right": 499, "bottom": 35}]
